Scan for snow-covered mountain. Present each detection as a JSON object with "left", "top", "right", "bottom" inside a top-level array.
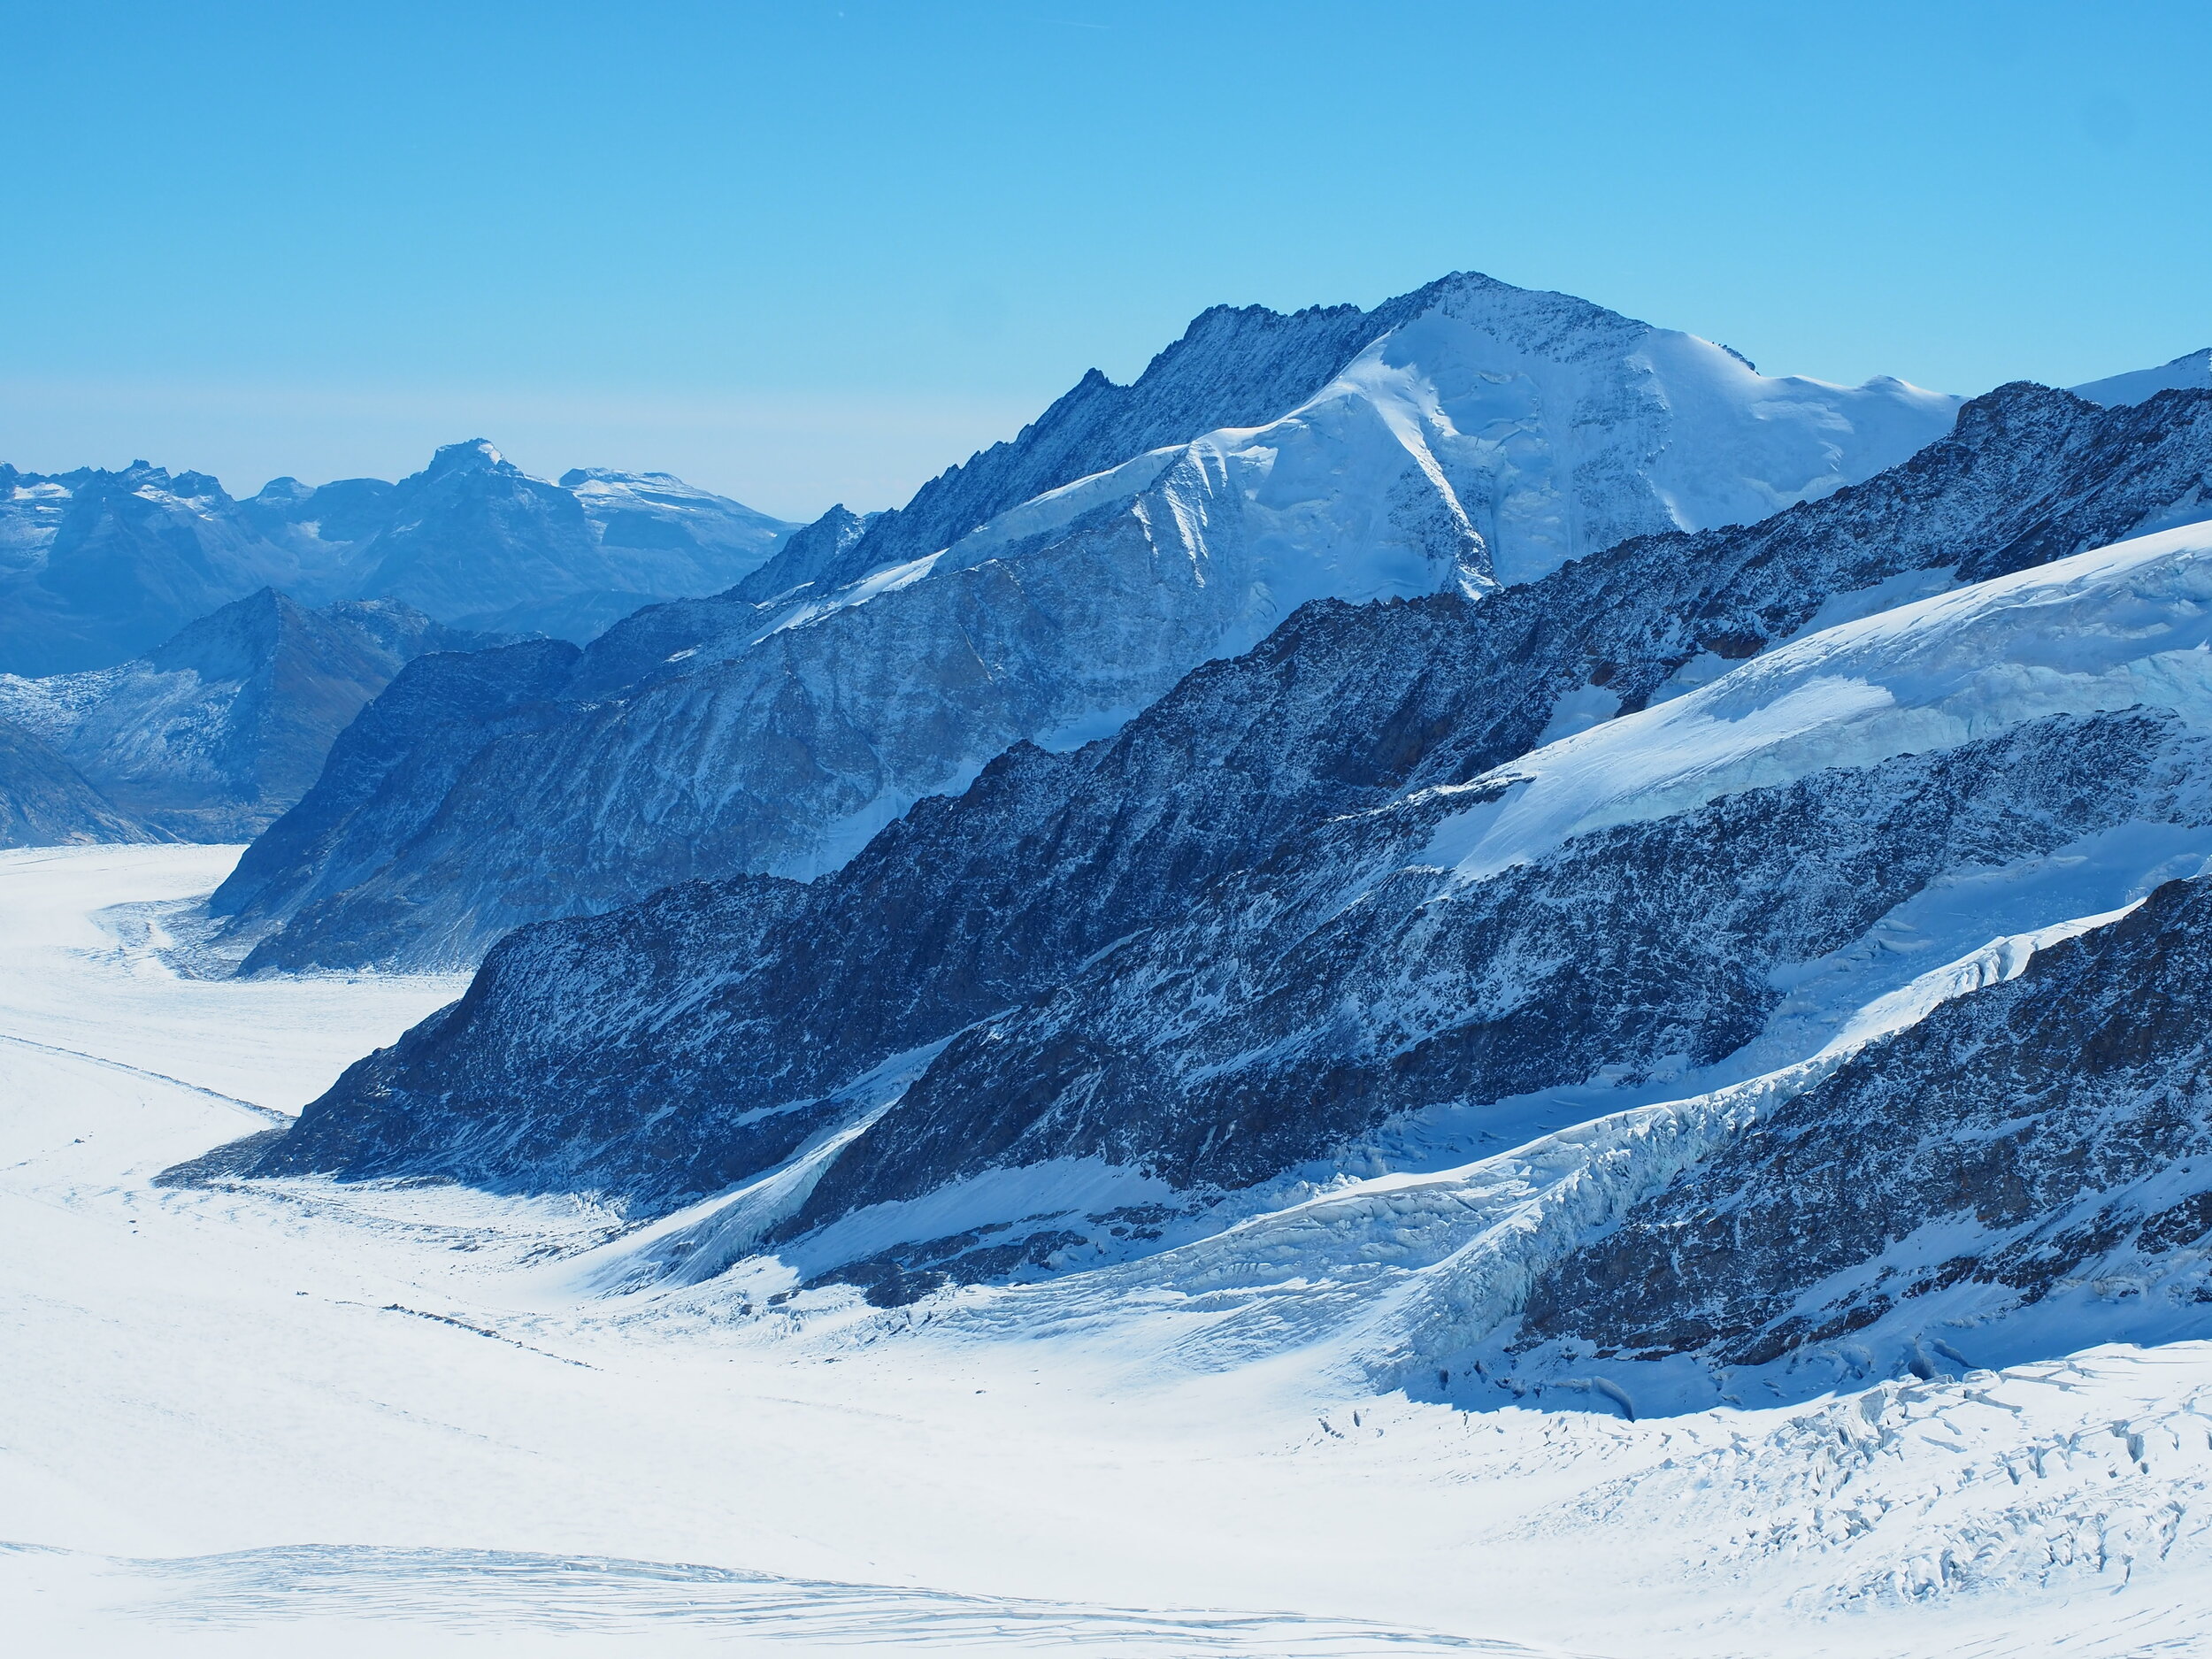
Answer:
[
  {"left": 2074, "top": 346, "right": 2212, "bottom": 407},
  {"left": 0, "top": 449, "right": 795, "bottom": 676},
  {"left": 0, "top": 462, "right": 345, "bottom": 677},
  {"left": 245, "top": 443, "right": 797, "bottom": 641},
  {"left": 23, "top": 308, "right": 2212, "bottom": 1659},
  {"left": 0, "top": 590, "right": 495, "bottom": 841},
  {"left": 219, "top": 271, "right": 1962, "bottom": 971},
  {"left": 0, "top": 718, "right": 157, "bottom": 847},
  {"left": 250, "top": 380, "right": 2212, "bottom": 1342}
]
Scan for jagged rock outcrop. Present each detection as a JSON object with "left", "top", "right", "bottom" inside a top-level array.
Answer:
[
  {"left": 228, "top": 271, "right": 1962, "bottom": 970},
  {"left": 0, "top": 590, "right": 493, "bottom": 840},
  {"left": 1510, "top": 867, "right": 2212, "bottom": 1387}
]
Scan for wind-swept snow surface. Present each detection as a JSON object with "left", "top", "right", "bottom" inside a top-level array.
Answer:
[{"left": 6, "top": 849, "right": 2212, "bottom": 1657}]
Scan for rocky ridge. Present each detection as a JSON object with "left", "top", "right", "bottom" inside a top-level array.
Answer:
[
  {"left": 222, "top": 270, "right": 1961, "bottom": 970},
  {"left": 0, "top": 718, "right": 157, "bottom": 848},
  {"left": 251, "top": 385, "right": 2212, "bottom": 1294}
]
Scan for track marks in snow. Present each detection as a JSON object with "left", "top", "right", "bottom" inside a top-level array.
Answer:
[{"left": 4, "top": 1541, "right": 1548, "bottom": 1657}]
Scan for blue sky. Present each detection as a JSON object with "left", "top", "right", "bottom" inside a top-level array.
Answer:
[{"left": 3, "top": 0, "right": 2207, "bottom": 519}]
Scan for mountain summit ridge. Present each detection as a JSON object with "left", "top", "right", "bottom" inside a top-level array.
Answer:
[{"left": 218, "top": 269, "right": 1963, "bottom": 971}]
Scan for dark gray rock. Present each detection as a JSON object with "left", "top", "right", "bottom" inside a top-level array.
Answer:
[
  {"left": 1514, "top": 868, "right": 2212, "bottom": 1375},
  {"left": 795, "top": 713, "right": 2212, "bottom": 1222}
]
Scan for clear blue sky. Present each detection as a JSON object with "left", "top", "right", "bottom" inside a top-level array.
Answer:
[{"left": 4, "top": 0, "right": 2207, "bottom": 520}]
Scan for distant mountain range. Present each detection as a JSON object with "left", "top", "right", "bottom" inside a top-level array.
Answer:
[
  {"left": 0, "top": 444, "right": 795, "bottom": 677},
  {"left": 0, "top": 590, "right": 495, "bottom": 843},
  {"left": 210, "top": 271, "right": 1964, "bottom": 970}
]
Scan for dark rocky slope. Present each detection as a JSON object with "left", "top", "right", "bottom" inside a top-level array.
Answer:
[
  {"left": 1509, "top": 867, "right": 2212, "bottom": 1386},
  {"left": 211, "top": 638, "right": 583, "bottom": 946},
  {"left": 250, "top": 386, "right": 2212, "bottom": 1240}
]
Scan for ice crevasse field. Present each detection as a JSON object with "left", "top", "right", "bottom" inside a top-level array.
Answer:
[{"left": 4, "top": 838, "right": 2212, "bottom": 1657}]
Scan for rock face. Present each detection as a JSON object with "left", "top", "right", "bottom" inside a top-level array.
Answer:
[
  {"left": 252, "top": 386, "right": 2212, "bottom": 1283},
  {"left": 211, "top": 638, "right": 584, "bottom": 952},
  {"left": 1508, "top": 867, "right": 2212, "bottom": 1401},
  {"left": 0, "top": 591, "right": 495, "bottom": 840},
  {"left": 0, "top": 449, "right": 793, "bottom": 676},
  {"left": 227, "top": 271, "right": 1962, "bottom": 971},
  {"left": 0, "top": 718, "right": 157, "bottom": 848}
]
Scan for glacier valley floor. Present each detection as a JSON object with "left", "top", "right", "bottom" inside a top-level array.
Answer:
[{"left": 4, "top": 848, "right": 2211, "bottom": 1657}]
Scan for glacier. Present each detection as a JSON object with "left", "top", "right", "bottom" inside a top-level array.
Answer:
[{"left": 7, "top": 844, "right": 2212, "bottom": 1657}]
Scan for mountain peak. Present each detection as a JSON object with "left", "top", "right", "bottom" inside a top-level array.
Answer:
[
  {"left": 2070, "top": 348, "right": 2212, "bottom": 408},
  {"left": 421, "top": 439, "right": 511, "bottom": 480}
]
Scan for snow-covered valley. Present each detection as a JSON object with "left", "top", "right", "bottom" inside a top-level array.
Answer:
[{"left": 7, "top": 846, "right": 2212, "bottom": 1656}]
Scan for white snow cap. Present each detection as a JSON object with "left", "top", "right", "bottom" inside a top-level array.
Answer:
[
  {"left": 2071, "top": 348, "right": 2212, "bottom": 408},
  {"left": 1426, "top": 520, "right": 2212, "bottom": 881}
]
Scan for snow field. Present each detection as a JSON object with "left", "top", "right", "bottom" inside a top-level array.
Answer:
[
  {"left": 1425, "top": 520, "right": 2212, "bottom": 885},
  {"left": 4, "top": 849, "right": 2211, "bottom": 1656}
]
